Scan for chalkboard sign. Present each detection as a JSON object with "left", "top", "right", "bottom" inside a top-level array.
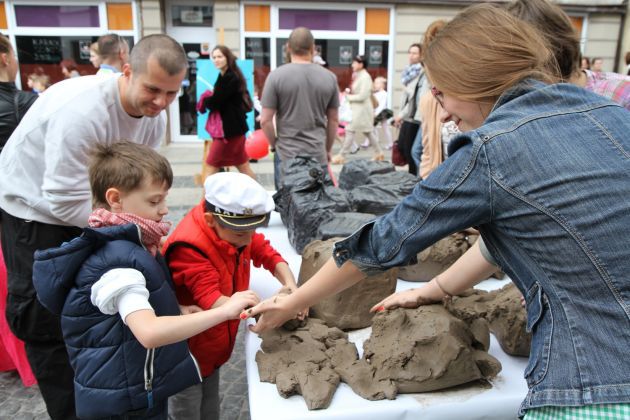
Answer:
[
  {"left": 245, "top": 38, "right": 270, "bottom": 67},
  {"left": 16, "top": 36, "right": 62, "bottom": 64}
]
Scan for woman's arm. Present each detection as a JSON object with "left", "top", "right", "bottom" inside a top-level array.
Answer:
[
  {"left": 246, "top": 258, "right": 365, "bottom": 332},
  {"left": 370, "top": 240, "right": 498, "bottom": 311}
]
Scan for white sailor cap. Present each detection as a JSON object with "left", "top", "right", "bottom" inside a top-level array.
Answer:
[{"left": 204, "top": 172, "right": 274, "bottom": 231}]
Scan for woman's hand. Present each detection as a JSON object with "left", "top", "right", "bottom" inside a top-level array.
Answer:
[
  {"left": 370, "top": 287, "right": 438, "bottom": 313},
  {"left": 242, "top": 294, "right": 298, "bottom": 334}
]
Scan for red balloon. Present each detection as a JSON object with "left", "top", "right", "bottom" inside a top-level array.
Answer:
[{"left": 245, "top": 129, "right": 269, "bottom": 160}]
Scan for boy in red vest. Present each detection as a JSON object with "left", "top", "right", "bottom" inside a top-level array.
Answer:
[{"left": 163, "top": 172, "right": 301, "bottom": 419}]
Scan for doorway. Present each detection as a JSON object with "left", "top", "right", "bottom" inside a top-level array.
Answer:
[{"left": 165, "top": 0, "right": 216, "bottom": 142}]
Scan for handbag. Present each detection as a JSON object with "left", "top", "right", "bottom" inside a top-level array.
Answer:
[
  {"left": 197, "top": 89, "right": 225, "bottom": 139},
  {"left": 205, "top": 111, "right": 224, "bottom": 139},
  {"left": 391, "top": 140, "right": 407, "bottom": 166}
]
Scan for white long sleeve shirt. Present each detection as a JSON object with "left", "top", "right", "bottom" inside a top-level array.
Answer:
[
  {"left": 0, "top": 75, "right": 166, "bottom": 227},
  {"left": 91, "top": 268, "right": 153, "bottom": 324}
]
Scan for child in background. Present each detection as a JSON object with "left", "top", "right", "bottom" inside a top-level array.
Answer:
[
  {"left": 32, "top": 142, "right": 258, "bottom": 419},
  {"left": 27, "top": 73, "right": 50, "bottom": 95},
  {"left": 163, "top": 172, "right": 303, "bottom": 420},
  {"left": 371, "top": 76, "right": 393, "bottom": 150}
]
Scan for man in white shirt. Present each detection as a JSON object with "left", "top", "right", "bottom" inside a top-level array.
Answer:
[{"left": 0, "top": 34, "right": 187, "bottom": 420}]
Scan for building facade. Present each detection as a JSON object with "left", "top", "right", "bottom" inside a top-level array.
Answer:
[{"left": 1, "top": 0, "right": 627, "bottom": 143}]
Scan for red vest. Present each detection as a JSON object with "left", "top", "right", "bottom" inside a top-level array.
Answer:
[{"left": 163, "top": 202, "right": 283, "bottom": 376}]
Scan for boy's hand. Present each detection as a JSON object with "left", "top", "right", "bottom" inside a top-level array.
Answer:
[
  {"left": 179, "top": 304, "right": 202, "bottom": 315},
  {"left": 223, "top": 291, "right": 260, "bottom": 320},
  {"left": 370, "top": 288, "right": 437, "bottom": 313}
]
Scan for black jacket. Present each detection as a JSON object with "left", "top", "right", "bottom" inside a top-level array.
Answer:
[
  {"left": 0, "top": 81, "right": 38, "bottom": 152},
  {"left": 202, "top": 70, "right": 251, "bottom": 139}
]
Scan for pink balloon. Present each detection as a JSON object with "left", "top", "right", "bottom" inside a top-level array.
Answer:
[
  {"left": 245, "top": 129, "right": 269, "bottom": 160},
  {"left": 337, "top": 127, "right": 345, "bottom": 136}
]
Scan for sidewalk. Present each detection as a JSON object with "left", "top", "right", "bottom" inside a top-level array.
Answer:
[{"left": 0, "top": 140, "right": 392, "bottom": 420}]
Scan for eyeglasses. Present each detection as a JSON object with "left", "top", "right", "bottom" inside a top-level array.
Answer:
[{"left": 431, "top": 86, "right": 444, "bottom": 108}]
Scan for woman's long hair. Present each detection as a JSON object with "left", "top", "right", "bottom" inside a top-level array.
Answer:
[
  {"left": 213, "top": 45, "right": 253, "bottom": 111},
  {"left": 423, "top": 4, "right": 559, "bottom": 106}
]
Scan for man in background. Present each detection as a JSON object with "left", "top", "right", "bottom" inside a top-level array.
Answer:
[{"left": 260, "top": 27, "right": 339, "bottom": 189}]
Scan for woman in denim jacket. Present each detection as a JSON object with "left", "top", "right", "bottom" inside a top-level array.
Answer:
[{"left": 246, "top": 4, "right": 630, "bottom": 418}]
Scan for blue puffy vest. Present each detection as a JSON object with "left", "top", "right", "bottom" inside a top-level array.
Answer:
[{"left": 34, "top": 224, "right": 201, "bottom": 419}]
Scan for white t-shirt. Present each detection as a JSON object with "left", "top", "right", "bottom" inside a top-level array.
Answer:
[
  {"left": 373, "top": 90, "right": 388, "bottom": 115},
  {"left": 91, "top": 268, "right": 153, "bottom": 324},
  {"left": 0, "top": 75, "right": 166, "bottom": 227}
]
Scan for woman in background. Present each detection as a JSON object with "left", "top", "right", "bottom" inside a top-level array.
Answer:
[
  {"left": 332, "top": 55, "right": 383, "bottom": 164},
  {"left": 200, "top": 45, "right": 255, "bottom": 179}
]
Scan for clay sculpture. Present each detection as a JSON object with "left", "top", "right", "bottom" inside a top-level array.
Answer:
[
  {"left": 298, "top": 238, "right": 398, "bottom": 330},
  {"left": 397, "top": 232, "right": 473, "bottom": 282},
  {"left": 255, "top": 318, "right": 348, "bottom": 409},
  {"left": 256, "top": 306, "right": 503, "bottom": 409},
  {"left": 359, "top": 306, "right": 502, "bottom": 393},
  {"left": 445, "top": 283, "right": 531, "bottom": 357}
]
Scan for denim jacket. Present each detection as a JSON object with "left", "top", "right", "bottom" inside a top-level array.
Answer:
[{"left": 333, "top": 80, "right": 630, "bottom": 414}]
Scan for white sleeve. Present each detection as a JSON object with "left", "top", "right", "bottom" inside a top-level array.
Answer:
[
  {"left": 41, "top": 115, "right": 101, "bottom": 227},
  {"left": 91, "top": 268, "right": 154, "bottom": 324}
]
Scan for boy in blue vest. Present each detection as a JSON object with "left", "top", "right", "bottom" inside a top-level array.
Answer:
[{"left": 33, "top": 141, "right": 259, "bottom": 419}]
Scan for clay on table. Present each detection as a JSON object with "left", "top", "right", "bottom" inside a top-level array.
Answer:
[
  {"left": 255, "top": 318, "right": 348, "bottom": 409},
  {"left": 298, "top": 238, "right": 398, "bottom": 330},
  {"left": 359, "top": 306, "right": 502, "bottom": 393},
  {"left": 445, "top": 283, "right": 531, "bottom": 357},
  {"left": 398, "top": 232, "right": 472, "bottom": 282}
]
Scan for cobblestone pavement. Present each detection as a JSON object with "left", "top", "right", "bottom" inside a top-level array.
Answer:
[{"left": 0, "top": 139, "right": 391, "bottom": 420}]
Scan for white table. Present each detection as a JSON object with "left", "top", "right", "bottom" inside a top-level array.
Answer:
[{"left": 246, "top": 212, "right": 529, "bottom": 420}]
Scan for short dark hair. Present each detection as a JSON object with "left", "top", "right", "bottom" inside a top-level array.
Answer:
[
  {"left": 129, "top": 34, "right": 188, "bottom": 76},
  {"left": 97, "top": 33, "right": 128, "bottom": 61},
  {"left": 89, "top": 141, "right": 173, "bottom": 209},
  {"left": 288, "top": 27, "right": 314, "bottom": 57},
  {"left": 506, "top": 0, "right": 580, "bottom": 80},
  {"left": 353, "top": 54, "right": 367, "bottom": 68}
]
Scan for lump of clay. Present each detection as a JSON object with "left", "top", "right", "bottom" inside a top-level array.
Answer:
[
  {"left": 360, "top": 306, "right": 502, "bottom": 393},
  {"left": 256, "top": 318, "right": 348, "bottom": 410},
  {"left": 398, "top": 232, "right": 472, "bottom": 282},
  {"left": 446, "top": 283, "right": 531, "bottom": 357},
  {"left": 298, "top": 238, "right": 398, "bottom": 330}
]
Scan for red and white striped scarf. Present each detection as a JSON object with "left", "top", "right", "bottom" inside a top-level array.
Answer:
[{"left": 88, "top": 208, "right": 171, "bottom": 256}]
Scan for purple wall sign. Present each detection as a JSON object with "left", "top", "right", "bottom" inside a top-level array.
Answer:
[
  {"left": 279, "top": 9, "right": 357, "bottom": 31},
  {"left": 15, "top": 6, "right": 100, "bottom": 27}
]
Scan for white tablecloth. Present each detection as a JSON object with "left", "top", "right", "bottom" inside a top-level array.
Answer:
[{"left": 246, "top": 212, "right": 529, "bottom": 420}]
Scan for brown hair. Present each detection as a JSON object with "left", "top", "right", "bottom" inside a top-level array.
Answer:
[
  {"left": 212, "top": 45, "right": 253, "bottom": 110},
  {"left": 506, "top": 0, "right": 580, "bottom": 81},
  {"left": 97, "top": 33, "right": 128, "bottom": 61},
  {"left": 0, "top": 34, "right": 12, "bottom": 54},
  {"left": 89, "top": 141, "right": 173, "bottom": 209},
  {"left": 288, "top": 27, "right": 314, "bottom": 57},
  {"left": 421, "top": 20, "right": 447, "bottom": 54},
  {"left": 423, "top": 4, "right": 558, "bottom": 105},
  {"left": 129, "top": 34, "right": 188, "bottom": 76}
]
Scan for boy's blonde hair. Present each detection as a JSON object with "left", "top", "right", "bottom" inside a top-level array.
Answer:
[
  {"left": 88, "top": 141, "right": 173, "bottom": 209},
  {"left": 374, "top": 76, "right": 387, "bottom": 89},
  {"left": 423, "top": 4, "right": 559, "bottom": 105}
]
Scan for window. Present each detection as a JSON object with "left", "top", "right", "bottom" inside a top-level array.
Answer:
[
  {"left": 14, "top": 5, "right": 100, "bottom": 27},
  {"left": 171, "top": 5, "right": 213, "bottom": 27}
]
